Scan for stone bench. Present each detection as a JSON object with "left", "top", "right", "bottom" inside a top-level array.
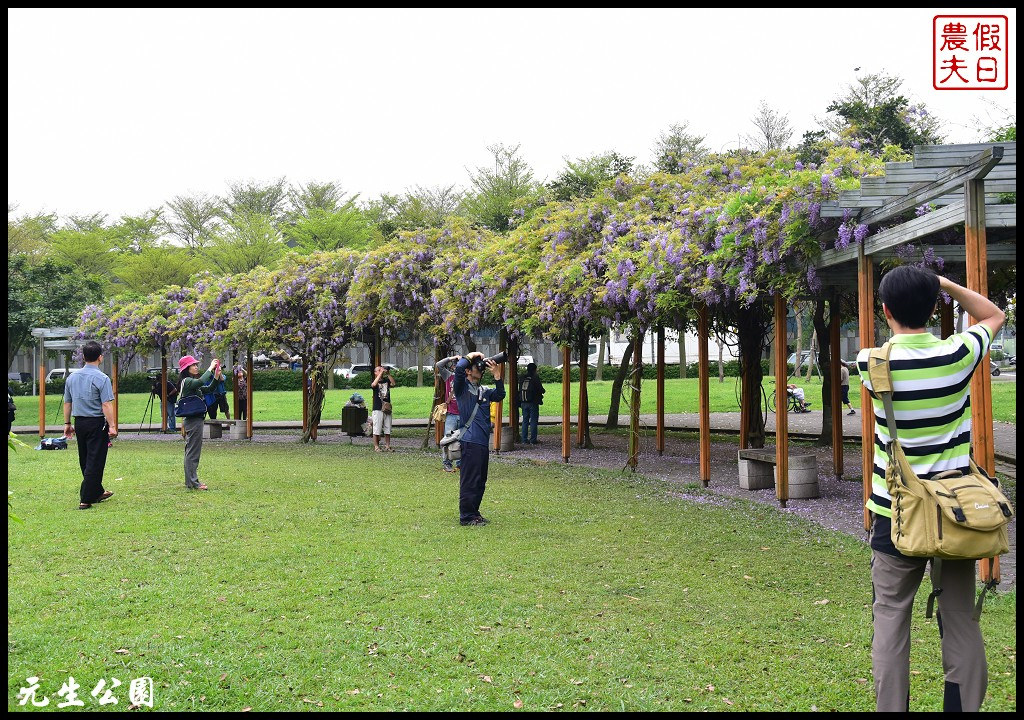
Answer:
[
  {"left": 204, "top": 419, "right": 246, "bottom": 440},
  {"left": 737, "top": 449, "right": 819, "bottom": 499}
]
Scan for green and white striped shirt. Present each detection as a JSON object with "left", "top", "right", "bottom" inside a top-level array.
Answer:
[{"left": 856, "top": 323, "right": 992, "bottom": 518}]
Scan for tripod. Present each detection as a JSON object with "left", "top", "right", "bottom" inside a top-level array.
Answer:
[{"left": 139, "top": 377, "right": 163, "bottom": 435}]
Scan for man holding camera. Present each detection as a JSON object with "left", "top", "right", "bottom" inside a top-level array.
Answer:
[{"left": 452, "top": 351, "right": 506, "bottom": 526}]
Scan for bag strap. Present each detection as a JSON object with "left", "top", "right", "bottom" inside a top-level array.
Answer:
[
  {"left": 458, "top": 390, "right": 482, "bottom": 432},
  {"left": 867, "top": 342, "right": 898, "bottom": 443}
]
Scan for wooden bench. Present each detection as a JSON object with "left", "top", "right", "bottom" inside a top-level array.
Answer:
[
  {"left": 737, "top": 449, "right": 819, "bottom": 499},
  {"left": 203, "top": 419, "right": 246, "bottom": 440}
]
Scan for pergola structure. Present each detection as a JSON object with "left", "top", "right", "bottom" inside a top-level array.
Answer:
[{"left": 544, "top": 143, "right": 1015, "bottom": 533}]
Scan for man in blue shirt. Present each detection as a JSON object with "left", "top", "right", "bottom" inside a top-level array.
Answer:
[
  {"left": 452, "top": 352, "right": 505, "bottom": 526},
  {"left": 63, "top": 341, "right": 117, "bottom": 510}
]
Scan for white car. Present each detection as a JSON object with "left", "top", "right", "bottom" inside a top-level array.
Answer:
[
  {"left": 45, "top": 368, "right": 78, "bottom": 382},
  {"left": 335, "top": 364, "right": 399, "bottom": 379}
]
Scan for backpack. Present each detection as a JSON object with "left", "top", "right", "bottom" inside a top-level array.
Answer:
[
  {"left": 867, "top": 343, "right": 1014, "bottom": 618},
  {"left": 518, "top": 376, "right": 533, "bottom": 404}
]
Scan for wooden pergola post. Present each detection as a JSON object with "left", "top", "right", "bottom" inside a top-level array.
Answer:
[
  {"left": 246, "top": 351, "right": 254, "bottom": 440},
  {"left": 627, "top": 334, "right": 642, "bottom": 472},
  {"left": 561, "top": 345, "right": 570, "bottom": 463},
  {"left": 774, "top": 294, "right": 789, "bottom": 507},
  {"left": 739, "top": 353, "right": 750, "bottom": 450},
  {"left": 112, "top": 355, "right": 119, "bottom": 432},
  {"left": 940, "top": 299, "right": 954, "bottom": 339},
  {"left": 508, "top": 337, "right": 518, "bottom": 443},
  {"left": 494, "top": 330, "right": 506, "bottom": 453},
  {"left": 232, "top": 350, "right": 240, "bottom": 421},
  {"left": 965, "top": 177, "right": 999, "bottom": 584},
  {"left": 656, "top": 326, "right": 665, "bottom": 456},
  {"left": 697, "top": 307, "right": 711, "bottom": 486},
  {"left": 160, "top": 351, "right": 168, "bottom": 432},
  {"left": 830, "top": 298, "right": 843, "bottom": 479},
  {"left": 858, "top": 246, "right": 875, "bottom": 531},
  {"left": 38, "top": 334, "right": 45, "bottom": 438}
]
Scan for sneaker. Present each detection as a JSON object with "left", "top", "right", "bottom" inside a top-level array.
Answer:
[
  {"left": 475, "top": 515, "right": 490, "bottom": 525},
  {"left": 460, "top": 517, "right": 488, "bottom": 526},
  {"left": 848, "top": 409, "right": 856, "bottom": 415},
  {"left": 442, "top": 464, "right": 455, "bottom": 473}
]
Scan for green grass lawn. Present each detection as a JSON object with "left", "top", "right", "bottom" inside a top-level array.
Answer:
[
  {"left": 25, "top": 376, "right": 1016, "bottom": 426},
  {"left": 7, "top": 441, "right": 1016, "bottom": 711}
]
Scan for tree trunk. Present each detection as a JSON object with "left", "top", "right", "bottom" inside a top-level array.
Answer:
[
  {"left": 717, "top": 338, "right": 725, "bottom": 383},
  {"left": 605, "top": 344, "right": 635, "bottom": 429},
  {"left": 462, "top": 333, "right": 476, "bottom": 353},
  {"left": 737, "top": 300, "right": 768, "bottom": 448},
  {"left": 814, "top": 296, "right": 833, "bottom": 446},
  {"left": 302, "top": 364, "right": 328, "bottom": 443},
  {"left": 595, "top": 331, "right": 606, "bottom": 382},
  {"left": 679, "top": 331, "right": 687, "bottom": 378},
  {"left": 576, "top": 321, "right": 593, "bottom": 448},
  {"left": 793, "top": 302, "right": 803, "bottom": 377},
  {"left": 416, "top": 331, "right": 424, "bottom": 387},
  {"left": 806, "top": 329, "right": 817, "bottom": 381}
]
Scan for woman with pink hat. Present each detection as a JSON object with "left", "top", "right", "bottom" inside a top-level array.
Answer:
[{"left": 177, "top": 355, "right": 219, "bottom": 490}]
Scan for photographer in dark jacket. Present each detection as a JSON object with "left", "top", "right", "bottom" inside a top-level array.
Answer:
[
  {"left": 452, "top": 352, "right": 505, "bottom": 526},
  {"left": 517, "top": 362, "right": 545, "bottom": 444}
]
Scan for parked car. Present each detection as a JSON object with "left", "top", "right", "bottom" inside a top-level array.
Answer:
[
  {"left": 787, "top": 351, "right": 818, "bottom": 366},
  {"left": 45, "top": 368, "right": 78, "bottom": 382},
  {"left": 7, "top": 372, "right": 32, "bottom": 384},
  {"left": 335, "top": 364, "right": 398, "bottom": 379}
]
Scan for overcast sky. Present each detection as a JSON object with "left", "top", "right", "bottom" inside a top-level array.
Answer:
[{"left": 7, "top": 8, "right": 1017, "bottom": 222}]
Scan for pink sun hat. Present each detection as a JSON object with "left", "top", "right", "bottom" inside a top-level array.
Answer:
[{"left": 178, "top": 355, "right": 199, "bottom": 373}]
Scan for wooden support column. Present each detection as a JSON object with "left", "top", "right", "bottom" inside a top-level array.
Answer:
[
  {"left": 38, "top": 334, "right": 45, "bottom": 438},
  {"left": 494, "top": 330, "right": 506, "bottom": 452},
  {"left": 508, "top": 338, "right": 518, "bottom": 443},
  {"left": 858, "top": 246, "right": 875, "bottom": 531},
  {"left": 576, "top": 333, "right": 588, "bottom": 449},
  {"left": 246, "top": 351, "right": 254, "bottom": 439},
  {"left": 232, "top": 351, "right": 240, "bottom": 420},
  {"left": 965, "top": 177, "right": 999, "bottom": 583},
  {"left": 112, "top": 357, "right": 119, "bottom": 432},
  {"left": 627, "top": 334, "right": 642, "bottom": 472},
  {"left": 774, "top": 294, "right": 789, "bottom": 507},
  {"left": 940, "top": 300, "right": 954, "bottom": 339},
  {"left": 830, "top": 299, "right": 843, "bottom": 479},
  {"left": 656, "top": 326, "right": 665, "bottom": 456},
  {"left": 561, "top": 345, "right": 570, "bottom": 463},
  {"left": 698, "top": 307, "right": 711, "bottom": 486},
  {"left": 160, "top": 351, "right": 168, "bottom": 432},
  {"left": 302, "top": 359, "right": 309, "bottom": 435}
]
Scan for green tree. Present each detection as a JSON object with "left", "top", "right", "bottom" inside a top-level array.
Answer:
[
  {"left": 221, "top": 178, "right": 290, "bottom": 225},
  {"left": 110, "top": 210, "right": 163, "bottom": 253},
  {"left": 202, "top": 212, "right": 284, "bottom": 274},
  {"left": 460, "top": 144, "right": 540, "bottom": 233},
  {"left": 114, "top": 245, "right": 195, "bottom": 294},
  {"left": 283, "top": 207, "right": 377, "bottom": 252},
  {"left": 8, "top": 208, "right": 57, "bottom": 259},
  {"left": 546, "top": 151, "right": 634, "bottom": 201},
  {"left": 651, "top": 121, "right": 709, "bottom": 173},
  {"left": 163, "top": 193, "right": 222, "bottom": 250},
  {"left": 822, "top": 71, "right": 944, "bottom": 153},
  {"left": 8, "top": 254, "right": 103, "bottom": 369},
  {"left": 365, "top": 185, "right": 464, "bottom": 239},
  {"left": 48, "top": 225, "right": 118, "bottom": 286}
]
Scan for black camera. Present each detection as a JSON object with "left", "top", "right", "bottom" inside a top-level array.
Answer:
[
  {"left": 472, "top": 352, "right": 507, "bottom": 372},
  {"left": 149, "top": 376, "right": 163, "bottom": 396}
]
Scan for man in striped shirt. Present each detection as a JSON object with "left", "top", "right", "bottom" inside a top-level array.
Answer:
[{"left": 857, "top": 266, "right": 1004, "bottom": 712}]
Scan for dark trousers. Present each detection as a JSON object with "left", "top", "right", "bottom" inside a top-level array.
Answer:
[
  {"left": 75, "top": 416, "right": 109, "bottom": 504},
  {"left": 459, "top": 441, "right": 489, "bottom": 521},
  {"left": 238, "top": 398, "right": 247, "bottom": 421},
  {"left": 520, "top": 402, "right": 539, "bottom": 443},
  {"left": 207, "top": 395, "right": 230, "bottom": 419}
]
